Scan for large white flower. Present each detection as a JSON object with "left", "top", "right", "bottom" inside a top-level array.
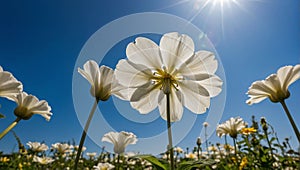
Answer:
[
  {"left": 102, "top": 131, "right": 137, "bottom": 154},
  {"left": 27, "top": 142, "right": 49, "bottom": 152},
  {"left": 0, "top": 66, "right": 23, "bottom": 99},
  {"left": 216, "top": 117, "right": 246, "bottom": 138},
  {"left": 10, "top": 92, "right": 52, "bottom": 121},
  {"left": 78, "top": 60, "right": 126, "bottom": 101},
  {"left": 246, "top": 64, "right": 300, "bottom": 105},
  {"left": 115, "top": 32, "right": 222, "bottom": 122}
]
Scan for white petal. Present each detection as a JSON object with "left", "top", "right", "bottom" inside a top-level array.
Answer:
[
  {"left": 246, "top": 95, "right": 268, "bottom": 105},
  {"left": 0, "top": 66, "right": 3, "bottom": 72},
  {"left": 158, "top": 90, "right": 183, "bottom": 122},
  {"left": 102, "top": 132, "right": 118, "bottom": 146},
  {"left": 277, "top": 64, "right": 300, "bottom": 91},
  {"left": 126, "top": 37, "right": 162, "bottom": 69},
  {"left": 179, "top": 80, "right": 210, "bottom": 114},
  {"left": 78, "top": 60, "right": 100, "bottom": 86},
  {"left": 118, "top": 131, "right": 137, "bottom": 147},
  {"left": 247, "top": 75, "right": 279, "bottom": 97},
  {"left": 0, "top": 71, "right": 23, "bottom": 98},
  {"left": 115, "top": 60, "right": 152, "bottom": 88},
  {"left": 198, "top": 75, "right": 223, "bottom": 97},
  {"left": 23, "top": 94, "right": 39, "bottom": 109},
  {"left": 179, "top": 51, "right": 218, "bottom": 76},
  {"left": 130, "top": 85, "right": 163, "bottom": 114},
  {"left": 99, "top": 66, "right": 114, "bottom": 89},
  {"left": 160, "top": 32, "right": 194, "bottom": 72}
]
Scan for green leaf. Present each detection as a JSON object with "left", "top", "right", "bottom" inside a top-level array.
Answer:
[
  {"left": 178, "top": 160, "right": 216, "bottom": 170},
  {"left": 133, "top": 154, "right": 168, "bottom": 170}
]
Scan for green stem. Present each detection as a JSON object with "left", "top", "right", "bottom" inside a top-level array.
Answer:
[
  {"left": 233, "top": 138, "right": 238, "bottom": 165},
  {"left": 264, "top": 129, "right": 274, "bottom": 158},
  {"left": 205, "top": 127, "right": 209, "bottom": 156},
  {"left": 0, "top": 117, "right": 21, "bottom": 140},
  {"left": 74, "top": 100, "right": 98, "bottom": 170},
  {"left": 280, "top": 100, "right": 300, "bottom": 143},
  {"left": 166, "top": 93, "right": 174, "bottom": 170}
]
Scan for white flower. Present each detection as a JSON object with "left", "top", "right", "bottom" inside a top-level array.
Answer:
[
  {"left": 74, "top": 145, "right": 86, "bottom": 152},
  {"left": 51, "top": 143, "right": 73, "bottom": 154},
  {"left": 10, "top": 92, "right": 52, "bottom": 121},
  {"left": 115, "top": 32, "right": 222, "bottom": 122},
  {"left": 216, "top": 117, "right": 246, "bottom": 138},
  {"left": 86, "top": 152, "right": 97, "bottom": 159},
  {"left": 27, "top": 142, "right": 48, "bottom": 152},
  {"left": 33, "top": 155, "right": 54, "bottom": 165},
  {"left": 78, "top": 60, "right": 126, "bottom": 101},
  {"left": 246, "top": 64, "right": 300, "bottom": 104},
  {"left": 185, "top": 152, "right": 197, "bottom": 160},
  {"left": 174, "top": 146, "right": 183, "bottom": 153},
  {"left": 0, "top": 66, "right": 23, "bottom": 99},
  {"left": 93, "top": 162, "right": 115, "bottom": 170},
  {"left": 102, "top": 131, "right": 137, "bottom": 154}
]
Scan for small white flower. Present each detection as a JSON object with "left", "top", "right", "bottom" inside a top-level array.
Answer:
[
  {"left": 0, "top": 66, "right": 23, "bottom": 99},
  {"left": 185, "top": 152, "right": 197, "bottom": 160},
  {"left": 102, "top": 131, "right": 137, "bottom": 154},
  {"left": 216, "top": 117, "right": 246, "bottom": 138},
  {"left": 33, "top": 155, "right": 54, "bottom": 165},
  {"left": 78, "top": 60, "right": 126, "bottom": 101},
  {"left": 174, "top": 146, "right": 183, "bottom": 153},
  {"left": 86, "top": 152, "right": 97, "bottom": 159},
  {"left": 93, "top": 162, "right": 115, "bottom": 170},
  {"left": 10, "top": 92, "right": 52, "bottom": 121},
  {"left": 51, "top": 143, "right": 73, "bottom": 154},
  {"left": 74, "top": 145, "right": 86, "bottom": 152},
  {"left": 246, "top": 64, "right": 300, "bottom": 104},
  {"left": 27, "top": 142, "right": 48, "bottom": 152}
]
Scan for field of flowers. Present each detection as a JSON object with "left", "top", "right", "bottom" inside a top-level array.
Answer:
[
  {"left": 0, "top": 32, "right": 299, "bottom": 169},
  {"left": 0, "top": 116, "right": 299, "bottom": 169}
]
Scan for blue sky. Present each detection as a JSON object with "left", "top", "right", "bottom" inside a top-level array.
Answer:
[{"left": 0, "top": 0, "right": 299, "bottom": 154}]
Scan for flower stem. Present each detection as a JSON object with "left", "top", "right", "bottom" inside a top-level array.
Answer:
[
  {"left": 205, "top": 127, "right": 209, "bottom": 156},
  {"left": 233, "top": 138, "right": 238, "bottom": 164},
  {"left": 74, "top": 100, "right": 98, "bottom": 170},
  {"left": 280, "top": 100, "right": 300, "bottom": 143},
  {"left": 166, "top": 93, "right": 174, "bottom": 170},
  {"left": 0, "top": 117, "right": 21, "bottom": 140},
  {"left": 264, "top": 129, "right": 274, "bottom": 158}
]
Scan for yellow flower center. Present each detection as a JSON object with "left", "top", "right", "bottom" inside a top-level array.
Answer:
[{"left": 152, "top": 68, "right": 179, "bottom": 94}]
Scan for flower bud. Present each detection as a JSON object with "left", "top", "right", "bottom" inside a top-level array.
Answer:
[{"left": 196, "top": 137, "right": 202, "bottom": 146}]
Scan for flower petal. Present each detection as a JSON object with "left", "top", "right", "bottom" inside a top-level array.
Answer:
[
  {"left": 179, "top": 51, "right": 218, "bottom": 77},
  {"left": 158, "top": 90, "right": 183, "bottom": 122},
  {"left": 277, "top": 64, "right": 300, "bottom": 91},
  {"left": 198, "top": 75, "right": 223, "bottom": 97},
  {"left": 160, "top": 32, "right": 194, "bottom": 72},
  {"left": 0, "top": 71, "right": 23, "bottom": 98},
  {"left": 102, "top": 132, "right": 118, "bottom": 146},
  {"left": 115, "top": 59, "right": 153, "bottom": 88},
  {"left": 126, "top": 37, "right": 162, "bottom": 69},
  {"left": 130, "top": 83, "right": 162, "bottom": 114},
  {"left": 78, "top": 60, "right": 100, "bottom": 86},
  {"left": 246, "top": 95, "right": 268, "bottom": 105},
  {"left": 178, "top": 80, "right": 210, "bottom": 114}
]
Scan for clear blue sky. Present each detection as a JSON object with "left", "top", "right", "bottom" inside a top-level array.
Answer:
[{"left": 0, "top": 0, "right": 299, "bottom": 154}]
